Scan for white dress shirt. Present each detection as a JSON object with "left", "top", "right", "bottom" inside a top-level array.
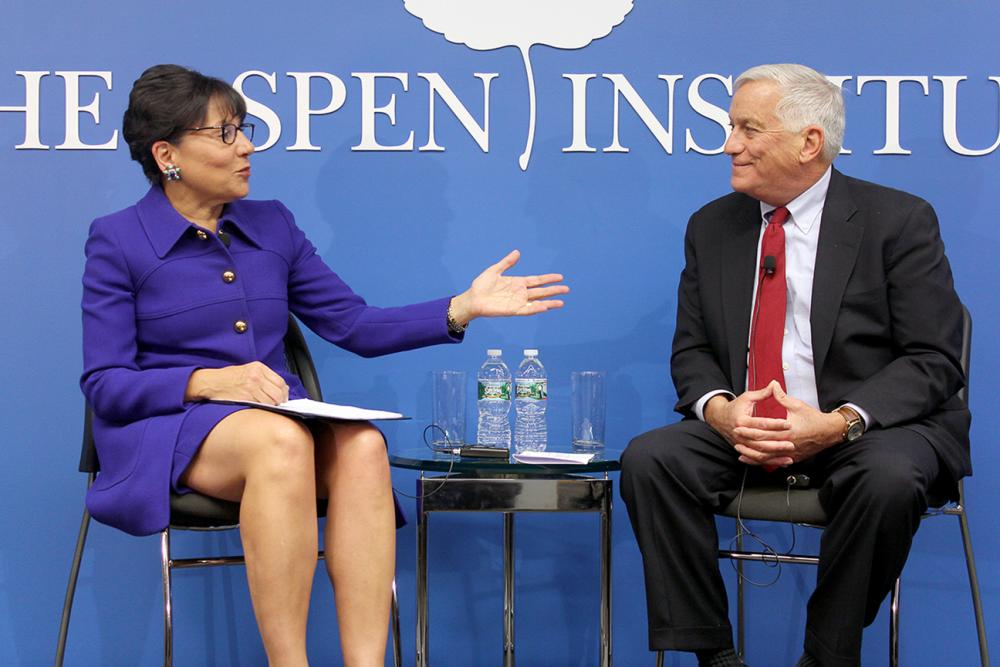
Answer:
[{"left": 694, "top": 167, "right": 871, "bottom": 428}]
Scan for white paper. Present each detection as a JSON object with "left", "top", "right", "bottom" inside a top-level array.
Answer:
[
  {"left": 512, "top": 451, "right": 595, "bottom": 465},
  {"left": 220, "top": 398, "right": 406, "bottom": 421}
]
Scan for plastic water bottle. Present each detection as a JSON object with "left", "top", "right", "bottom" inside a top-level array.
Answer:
[
  {"left": 514, "top": 349, "right": 547, "bottom": 452},
  {"left": 477, "top": 349, "right": 512, "bottom": 448}
]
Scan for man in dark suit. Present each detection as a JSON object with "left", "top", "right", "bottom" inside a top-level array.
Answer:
[{"left": 620, "top": 64, "right": 969, "bottom": 667}]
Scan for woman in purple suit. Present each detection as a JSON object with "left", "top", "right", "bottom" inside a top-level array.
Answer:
[{"left": 81, "top": 64, "right": 568, "bottom": 667}]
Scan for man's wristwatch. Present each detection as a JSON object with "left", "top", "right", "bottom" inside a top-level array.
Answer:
[{"left": 836, "top": 406, "right": 865, "bottom": 443}]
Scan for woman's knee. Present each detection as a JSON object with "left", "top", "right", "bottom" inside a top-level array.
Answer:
[
  {"left": 320, "top": 423, "right": 390, "bottom": 486},
  {"left": 250, "top": 416, "right": 315, "bottom": 482},
  {"left": 342, "top": 425, "right": 389, "bottom": 466}
]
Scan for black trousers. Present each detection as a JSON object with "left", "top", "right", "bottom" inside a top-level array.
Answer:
[{"left": 620, "top": 419, "right": 943, "bottom": 667}]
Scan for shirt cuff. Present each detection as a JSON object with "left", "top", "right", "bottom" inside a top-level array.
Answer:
[{"left": 694, "top": 390, "right": 736, "bottom": 421}]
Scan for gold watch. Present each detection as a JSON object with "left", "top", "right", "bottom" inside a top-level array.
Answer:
[{"left": 836, "top": 406, "right": 864, "bottom": 443}]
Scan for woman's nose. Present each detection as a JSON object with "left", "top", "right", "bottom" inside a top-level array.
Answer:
[{"left": 236, "top": 132, "right": 255, "bottom": 155}]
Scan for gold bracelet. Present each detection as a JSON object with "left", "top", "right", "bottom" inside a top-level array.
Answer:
[{"left": 447, "top": 303, "right": 468, "bottom": 334}]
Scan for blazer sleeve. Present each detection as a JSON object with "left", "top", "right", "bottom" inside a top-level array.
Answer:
[
  {"left": 670, "top": 213, "right": 737, "bottom": 415},
  {"left": 840, "top": 199, "right": 965, "bottom": 426},
  {"left": 80, "top": 219, "right": 199, "bottom": 422},
  {"left": 276, "top": 202, "right": 462, "bottom": 357}
]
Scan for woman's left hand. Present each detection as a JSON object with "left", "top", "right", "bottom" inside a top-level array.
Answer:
[{"left": 448, "top": 249, "right": 569, "bottom": 326}]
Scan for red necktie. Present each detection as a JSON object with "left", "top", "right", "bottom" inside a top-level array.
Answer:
[{"left": 748, "top": 206, "right": 789, "bottom": 420}]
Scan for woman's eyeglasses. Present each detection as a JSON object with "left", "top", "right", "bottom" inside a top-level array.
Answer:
[{"left": 185, "top": 123, "right": 255, "bottom": 144}]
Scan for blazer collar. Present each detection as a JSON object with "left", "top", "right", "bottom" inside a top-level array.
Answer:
[
  {"left": 721, "top": 194, "right": 763, "bottom": 393},
  {"left": 136, "top": 186, "right": 191, "bottom": 258},
  {"left": 136, "top": 186, "right": 265, "bottom": 258},
  {"left": 810, "top": 167, "right": 862, "bottom": 378},
  {"left": 218, "top": 199, "right": 266, "bottom": 249}
]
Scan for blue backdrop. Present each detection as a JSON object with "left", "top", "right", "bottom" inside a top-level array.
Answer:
[{"left": 1, "top": 1, "right": 997, "bottom": 664}]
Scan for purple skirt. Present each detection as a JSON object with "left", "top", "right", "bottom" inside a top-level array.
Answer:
[{"left": 171, "top": 401, "right": 244, "bottom": 493}]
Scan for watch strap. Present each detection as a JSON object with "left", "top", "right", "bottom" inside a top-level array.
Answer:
[{"left": 836, "top": 405, "right": 864, "bottom": 442}]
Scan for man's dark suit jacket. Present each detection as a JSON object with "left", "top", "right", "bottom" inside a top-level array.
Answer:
[{"left": 670, "top": 168, "right": 971, "bottom": 483}]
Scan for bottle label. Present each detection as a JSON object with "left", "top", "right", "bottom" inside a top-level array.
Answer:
[
  {"left": 515, "top": 378, "right": 547, "bottom": 400},
  {"left": 478, "top": 380, "right": 511, "bottom": 400}
]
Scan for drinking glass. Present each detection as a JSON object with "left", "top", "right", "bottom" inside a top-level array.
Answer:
[
  {"left": 571, "top": 371, "right": 606, "bottom": 450},
  {"left": 431, "top": 370, "right": 466, "bottom": 449}
]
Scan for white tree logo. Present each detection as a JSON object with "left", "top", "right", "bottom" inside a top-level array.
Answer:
[{"left": 403, "top": 0, "right": 635, "bottom": 170}]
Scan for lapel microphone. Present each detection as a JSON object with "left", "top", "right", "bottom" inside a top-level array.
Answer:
[{"left": 762, "top": 255, "right": 777, "bottom": 276}]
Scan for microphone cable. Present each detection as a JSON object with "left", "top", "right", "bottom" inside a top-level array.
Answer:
[
  {"left": 390, "top": 424, "right": 459, "bottom": 501},
  {"left": 729, "top": 467, "right": 807, "bottom": 588}
]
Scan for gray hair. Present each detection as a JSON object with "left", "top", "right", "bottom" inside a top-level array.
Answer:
[{"left": 735, "top": 64, "right": 845, "bottom": 162}]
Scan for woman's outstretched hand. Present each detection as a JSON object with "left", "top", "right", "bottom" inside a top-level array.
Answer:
[{"left": 448, "top": 249, "right": 569, "bottom": 326}]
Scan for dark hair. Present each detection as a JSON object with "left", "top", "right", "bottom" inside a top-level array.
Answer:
[{"left": 122, "top": 64, "right": 247, "bottom": 184}]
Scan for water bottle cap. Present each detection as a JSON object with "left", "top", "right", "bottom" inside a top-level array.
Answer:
[
  {"left": 523, "top": 349, "right": 538, "bottom": 356},
  {"left": 487, "top": 349, "right": 502, "bottom": 356}
]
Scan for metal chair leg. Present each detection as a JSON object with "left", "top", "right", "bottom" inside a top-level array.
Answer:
[
  {"left": 600, "top": 489, "right": 613, "bottom": 667},
  {"left": 391, "top": 578, "right": 402, "bottom": 667},
  {"left": 889, "top": 577, "right": 900, "bottom": 667},
  {"left": 160, "top": 529, "right": 173, "bottom": 667},
  {"left": 54, "top": 502, "right": 93, "bottom": 667},
  {"left": 655, "top": 650, "right": 663, "bottom": 667},
  {"left": 957, "top": 508, "right": 991, "bottom": 666},
  {"left": 736, "top": 530, "right": 745, "bottom": 660},
  {"left": 503, "top": 512, "right": 515, "bottom": 667}
]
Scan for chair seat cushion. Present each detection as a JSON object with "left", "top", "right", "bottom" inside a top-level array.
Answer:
[
  {"left": 717, "top": 483, "right": 957, "bottom": 529},
  {"left": 719, "top": 486, "right": 828, "bottom": 526},
  {"left": 169, "top": 492, "right": 328, "bottom": 530},
  {"left": 169, "top": 492, "right": 241, "bottom": 529}
]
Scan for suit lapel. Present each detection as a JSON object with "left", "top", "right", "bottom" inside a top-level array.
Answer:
[
  {"left": 721, "top": 197, "right": 762, "bottom": 392},
  {"left": 811, "top": 169, "right": 862, "bottom": 379}
]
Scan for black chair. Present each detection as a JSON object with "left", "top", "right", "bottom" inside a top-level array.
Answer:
[
  {"left": 56, "top": 316, "right": 402, "bottom": 667},
  {"left": 657, "top": 306, "right": 989, "bottom": 666}
]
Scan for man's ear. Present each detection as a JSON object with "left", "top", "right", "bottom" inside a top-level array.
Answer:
[{"left": 799, "top": 126, "right": 825, "bottom": 164}]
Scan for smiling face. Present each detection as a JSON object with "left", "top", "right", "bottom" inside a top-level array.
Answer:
[
  {"left": 156, "top": 97, "right": 254, "bottom": 211},
  {"left": 723, "top": 79, "right": 815, "bottom": 206}
]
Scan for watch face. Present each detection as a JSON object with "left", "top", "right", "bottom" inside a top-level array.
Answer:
[{"left": 847, "top": 422, "right": 864, "bottom": 441}]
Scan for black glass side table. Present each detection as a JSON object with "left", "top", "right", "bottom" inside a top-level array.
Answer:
[{"left": 389, "top": 446, "right": 621, "bottom": 667}]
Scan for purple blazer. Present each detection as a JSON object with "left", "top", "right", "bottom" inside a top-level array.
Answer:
[{"left": 81, "top": 186, "right": 460, "bottom": 536}]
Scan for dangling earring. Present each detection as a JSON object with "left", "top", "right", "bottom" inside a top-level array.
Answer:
[{"left": 163, "top": 164, "right": 182, "bottom": 181}]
